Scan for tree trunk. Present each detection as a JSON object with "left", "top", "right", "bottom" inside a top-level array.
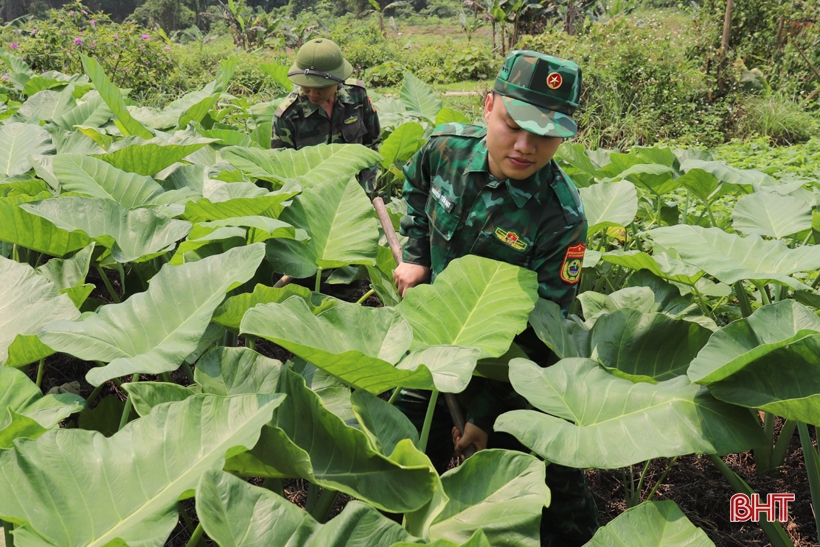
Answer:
[
  {"left": 491, "top": 20, "right": 496, "bottom": 50},
  {"left": 565, "top": 0, "right": 576, "bottom": 36},
  {"left": 721, "top": 0, "right": 734, "bottom": 51}
]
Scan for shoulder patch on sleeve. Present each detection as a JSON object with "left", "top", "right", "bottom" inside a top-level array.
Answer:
[
  {"left": 431, "top": 123, "right": 487, "bottom": 139},
  {"left": 274, "top": 93, "right": 299, "bottom": 118},
  {"left": 344, "top": 78, "right": 366, "bottom": 89}
]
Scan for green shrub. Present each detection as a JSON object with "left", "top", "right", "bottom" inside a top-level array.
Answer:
[
  {"left": 7, "top": 2, "right": 181, "bottom": 97},
  {"left": 365, "top": 61, "right": 406, "bottom": 87},
  {"left": 691, "top": 0, "right": 820, "bottom": 98},
  {"left": 443, "top": 45, "right": 497, "bottom": 82},
  {"left": 731, "top": 93, "right": 820, "bottom": 145},
  {"left": 715, "top": 136, "right": 820, "bottom": 180},
  {"left": 329, "top": 22, "right": 397, "bottom": 71},
  {"left": 518, "top": 15, "right": 719, "bottom": 148}
]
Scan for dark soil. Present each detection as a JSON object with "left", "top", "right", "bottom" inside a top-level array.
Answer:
[{"left": 22, "top": 276, "right": 820, "bottom": 547}]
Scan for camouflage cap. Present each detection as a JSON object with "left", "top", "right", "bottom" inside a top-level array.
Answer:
[
  {"left": 494, "top": 50, "right": 582, "bottom": 138},
  {"left": 288, "top": 39, "right": 354, "bottom": 88}
]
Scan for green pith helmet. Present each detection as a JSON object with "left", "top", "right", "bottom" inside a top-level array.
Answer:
[
  {"left": 493, "top": 50, "right": 582, "bottom": 138},
  {"left": 288, "top": 39, "right": 354, "bottom": 88}
]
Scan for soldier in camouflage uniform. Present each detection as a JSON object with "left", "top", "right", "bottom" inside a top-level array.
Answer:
[
  {"left": 393, "top": 51, "right": 599, "bottom": 547},
  {"left": 271, "top": 38, "right": 381, "bottom": 196}
]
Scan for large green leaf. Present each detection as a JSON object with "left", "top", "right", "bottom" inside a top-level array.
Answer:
[
  {"left": 610, "top": 163, "right": 679, "bottom": 196},
  {"left": 578, "top": 181, "right": 638, "bottom": 233},
  {"left": 0, "top": 256, "right": 80, "bottom": 367},
  {"left": 195, "top": 346, "right": 283, "bottom": 396},
  {"left": 266, "top": 177, "right": 379, "bottom": 276},
  {"left": 644, "top": 225, "right": 820, "bottom": 289},
  {"left": 578, "top": 281, "right": 713, "bottom": 331},
  {"left": 17, "top": 88, "right": 75, "bottom": 123},
  {"left": 52, "top": 91, "right": 113, "bottom": 132},
  {"left": 225, "top": 369, "right": 437, "bottom": 513},
  {"left": 258, "top": 63, "right": 294, "bottom": 92},
  {"left": 23, "top": 197, "right": 192, "bottom": 263},
  {"left": 0, "top": 367, "right": 85, "bottom": 447},
  {"left": 351, "top": 389, "right": 420, "bottom": 456},
  {"left": 380, "top": 121, "right": 426, "bottom": 169},
  {"left": 242, "top": 298, "right": 473, "bottom": 393},
  {"left": 583, "top": 501, "right": 714, "bottom": 547},
  {"left": 0, "top": 123, "right": 53, "bottom": 177},
  {"left": 51, "top": 154, "right": 165, "bottom": 208},
  {"left": 0, "top": 393, "right": 282, "bottom": 547},
  {"left": 731, "top": 191, "right": 813, "bottom": 239},
  {"left": 190, "top": 215, "right": 307, "bottom": 245},
  {"left": 688, "top": 300, "right": 820, "bottom": 424},
  {"left": 93, "top": 135, "right": 216, "bottom": 176},
  {"left": 182, "top": 185, "right": 300, "bottom": 223},
  {"left": 221, "top": 144, "right": 381, "bottom": 188},
  {"left": 680, "top": 159, "right": 761, "bottom": 191},
  {"left": 528, "top": 299, "right": 713, "bottom": 381},
  {"left": 0, "top": 192, "right": 92, "bottom": 257},
  {"left": 494, "top": 358, "right": 765, "bottom": 468},
  {"left": 196, "top": 470, "right": 414, "bottom": 547},
  {"left": 425, "top": 450, "right": 548, "bottom": 547},
  {"left": 676, "top": 168, "right": 730, "bottom": 204},
  {"left": 599, "top": 250, "right": 732, "bottom": 297},
  {"left": 400, "top": 72, "right": 442, "bottom": 121},
  {"left": 80, "top": 54, "right": 153, "bottom": 139},
  {"left": 212, "top": 283, "right": 338, "bottom": 331},
  {"left": 34, "top": 243, "right": 95, "bottom": 291},
  {"left": 435, "top": 107, "right": 471, "bottom": 126},
  {"left": 397, "top": 255, "right": 539, "bottom": 358},
  {"left": 39, "top": 244, "right": 265, "bottom": 386}
]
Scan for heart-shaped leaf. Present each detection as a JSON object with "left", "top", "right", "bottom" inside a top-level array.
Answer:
[
  {"left": 0, "top": 393, "right": 282, "bottom": 547},
  {"left": 39, "top": 244, "right": 265, "bottom": 386},
  {"left": 23, "top": 197, "right": 192, "bottom": 263},
  {"left": 397, "top": 255, "right": 538, "bottom": 358},
  {"left": 494, "top": 358, "right": 765, "bottom": 468}
]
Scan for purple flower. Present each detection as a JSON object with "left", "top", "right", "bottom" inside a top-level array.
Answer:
[
  {"left": 113, "top": 33, "right": 119, "bottom": 39},
  {"left": 74, "top": 37, "right": 83, "bottom": 44},
  {"left": 164, "top": 45, "right": 170, "bottom": 50},
  {"left": 1, "top": 74, "right": 8, "bottom": 81},
  {"left": 91, "top": 42, "right": 96, "bottom": 47},
  {"left": 141, "top": 34, "right": 149, "bottom": 40},
  {"left": 30, "top": 29, "right": 37, "bottom": 36},
  {"left": 80, "top": 9, "right": 87, "bottom": 14},
  {"left": 90, "top": 20, "right": 96, "bottom": 26},
  {"left": 68, "top": 10, "right": 74, "bottom": 15},
  {"left": 9, "top": 43, "right": 18, "bottom": 49}
]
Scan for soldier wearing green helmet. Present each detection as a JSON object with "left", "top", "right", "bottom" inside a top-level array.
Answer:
[
  {"left": 393, "top": 50, "right": 598, "bottom": 547},
  {"left": 271, "top": 38, "right": 381, "bottom": 196}
]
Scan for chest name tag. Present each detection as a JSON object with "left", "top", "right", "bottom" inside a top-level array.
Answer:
[
  {"left": 344, "top": 115, "right": 359, "bottom": 124},
  {"left": 495, "top": 227, "right": 529, "bottom": 251},
  {"left": 431, "top": 185, "right": 455, "bottom": 212},
  {"left": 560, "top": 243, "right": 586, "bottom": 284}
]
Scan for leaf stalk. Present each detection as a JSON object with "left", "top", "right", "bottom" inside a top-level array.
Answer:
[
  {"left": 96, "top": 265, "right": 121, "bottom": 304},
  {"left": 418, "top": 389, "right": 440, "bottom": 453},
  {"left": 798, "top": 422, "right": 820, "bottom": 537}
]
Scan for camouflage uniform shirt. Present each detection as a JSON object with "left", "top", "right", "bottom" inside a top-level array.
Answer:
[
  {"left": 401, "top": 122, "right": 587, "bottom": 309},
  {"left": 271, "top": 80, "right": 380, "bottom": 194},
  {"left": 400, "top": 122, "right": 588, "bottom": 431}
]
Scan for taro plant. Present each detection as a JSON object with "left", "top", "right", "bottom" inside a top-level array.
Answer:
[{"left": 1, "top": 46, "right": 820, "bottom": 547}]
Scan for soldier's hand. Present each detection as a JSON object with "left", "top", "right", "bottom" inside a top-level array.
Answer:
[
  {"left": 393, "top": 262, "right": 431, "bottom": 297},
  {"left": 453, "top": 423, "right": 488, "bottom": 460}
]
